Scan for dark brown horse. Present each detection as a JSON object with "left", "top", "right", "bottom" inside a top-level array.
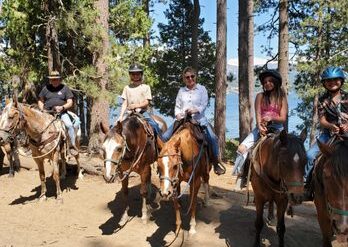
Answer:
[
  {"left": 156, "top": 122, "right": 211, "bottom": 235},
  {"left": 100, "top": 113, "right": 167, "bottom": 225},
  {"left": 0, "top": 98, "right": 81, "bottom": 201},
  {"left": 314, "top": 138, "right": 348, "bottom": 246},
  {"left": 251, "top": 129, "right": 307, "bottom": 247}
]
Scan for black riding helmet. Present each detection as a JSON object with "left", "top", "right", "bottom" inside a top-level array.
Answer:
[
  {"left": 128, "top": 64, "right": 143, "bottom": 74},
  {"left": 259, "top": 69, "right": 282, "bottom": 86}
]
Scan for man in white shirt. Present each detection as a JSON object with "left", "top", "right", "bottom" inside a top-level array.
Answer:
[{"left": 163, "top": 66, "right": 225, "bottom": 175}]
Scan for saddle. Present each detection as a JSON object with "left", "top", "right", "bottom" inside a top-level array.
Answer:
[
  {"left": 251, "top": 133, "right": 276, "bottom": 176},
  {"left": 129, "top": 112, "right": 155, "bottom": 138},
  {"left": 172, "top": 117, "right": 207, "bottom": 144}
]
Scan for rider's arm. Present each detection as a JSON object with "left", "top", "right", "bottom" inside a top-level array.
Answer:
[
  {"left": 194, "top": 85, "right": 208, "bottom": 114},
  {"left": 255, "top": 93, "right": 267, "bottom": 134},
  {"left": 118, "top": 99, "right": 128, "bottom": 122},
  {"left": 319, "top": 115, "right": 340, "bottom": 133},
  {"left": 128, "top": 99, "right": 149, "bottom": 110},
  {"left": 38, "top": 98, "right": 45, "bottom": 111},
  {"left": 175, "top": 89, "right": 184, "bottom": 120}
]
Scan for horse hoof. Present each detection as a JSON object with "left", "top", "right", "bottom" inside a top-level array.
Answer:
[
  {"left": 141, "top": 217, "right": 148, "bottom": 224},
  {"left": 203, "top": 200, "right": 210, "bottom": 207},
  {"left": 60, "top": 175, "right": 66, "bottom": 180},
  {"left": 189, "top": 228, "right": 197, "bottom": 235},
  {"left": 56, "top": 197, "right": 64, "bottom": 204},
  {"left": 38, "top": 195, "right": 47, "bottom": 202},
  {"left": 8, "top": 173, "right": 14, "bottom": 178},
  {"left": 78, "top": 172, "right": 84, "bottom": 179},
  {"left": 119, "top": 214, "right": 129, "bottom": 226}
]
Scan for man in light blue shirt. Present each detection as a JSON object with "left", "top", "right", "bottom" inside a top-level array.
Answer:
[{"left": 163, "top": 66, "right": 225, "bottom": 175}]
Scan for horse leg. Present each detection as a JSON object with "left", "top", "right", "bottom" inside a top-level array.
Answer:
[
  {"left": 202, "top": 166, "right": 210, "bottom": 207},
  {"left": 12, "top": 140, "right": 20, "bottom": 173},
  {"left": 8, "top": 150, "right": 14, "bottom": 177},
  {"left": 59, "top": 146, "right": 67, "bottom": 180},
  {"left": 119, "top": 177, "right": 130, "bottom": 226},
  {"left": 173, "top": 196, "right": 182, "bottom": 235},
  {"left": 35, "top": 158, "right": 47, "bottom": 201},
  {"left": 266, "top": 200, "right": 276, "bottom": 226},
  {"left": 140, "top": 166, "right": 151, "bottom": 224},
  {"left": 0, "top": 146, "right": 4, "bottom": 173},
  {"left": 315, "top": 196, "right": 333, "bottom": 247},
  {"left": 189, "top": 177, "right": 201, "bottom": 235},
  {"left": 276, "top": 198, "right": 288, "bottom": 247},
  {"left": 254, "top": 198, "right": 266, "bottom": 247},
  {"left": 74, "top": 153, "right": 83, "bottom": 179},
  {"left": 52, "top": 152, "right": 62, "bottom": 201}
]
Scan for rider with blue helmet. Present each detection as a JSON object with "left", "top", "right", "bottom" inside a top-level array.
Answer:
[{"left": 304, "top": 66, "right": 347, "bottom": 200}]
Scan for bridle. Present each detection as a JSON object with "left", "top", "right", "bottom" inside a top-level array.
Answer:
[{"left": 157, "top": 152, "right": 183, "bottom": 190}]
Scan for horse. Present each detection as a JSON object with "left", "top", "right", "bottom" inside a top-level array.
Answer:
[
  {"left": 100, "top": 113, "right": 167, "bottom": 225},
  {"left": 156, "top": 121, "right": 211, "bottom": 235},
  {"left": 0, "top": 108, "right": 21, "bottom": 177},
  {"left": 251, "top": 129, "right": 307, "bottom": 247},
  {"left": 0, "top": 98, "right": 81, "bottom": 201},
  {"left": 313, "top": 138, "right": 348, "bottom": 246}
]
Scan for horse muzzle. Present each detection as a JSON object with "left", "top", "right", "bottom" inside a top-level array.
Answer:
[
  {"left": 288, "top": 192, "right": 304, "bottom": 205},
  {"left": 333, "top": 219, "right": 348, "bottom": 243},
  {"left": 103, "top": 174, "right": 116, "bottom": 183}
]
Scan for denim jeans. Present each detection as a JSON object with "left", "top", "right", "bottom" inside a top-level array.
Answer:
[
  {"left": 304, "top": 131, "right": 331, "bottom": 182},
  {"left": 60, "top": 112, "right": 76, "bottom": 146},
  {"left": 162, "top": 123, "right": 175, "bottom": 142},
  {"left": 232, "top": 123, "right": 283, "bottom": 175},
  {"left": 142, "top": 112, "right": 162, "bottom": 140}
]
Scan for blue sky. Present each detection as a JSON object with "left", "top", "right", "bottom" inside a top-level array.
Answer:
[{"left": 152, "top": 0, "right": 282, "bottom": 66}]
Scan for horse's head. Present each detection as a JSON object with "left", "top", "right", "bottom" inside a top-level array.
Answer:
[
  {"left": 157, "top": 137, "right": 182, "bottom": 200},
  {"left": 318, "top": 140, "right": 348, "bottom": 242},
  {"left": 0, "top": 99, "right": 21, "bottom": 145},
  {"left": 100, "top": 121, "right": 127, "bottom": 183},
  {"left": 274, "top": 129, "right": 307, "bottom": 204}
]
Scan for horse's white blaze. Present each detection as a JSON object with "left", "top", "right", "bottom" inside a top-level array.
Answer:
[
  {"left": 293, "top": 153, "right": 300, "bottom": 163},
  {"left": 162, "top": 156, "right": 170, "bottom": 194},
  {"left": 103, "top": 138, "right": 121, "bottom": 178}
]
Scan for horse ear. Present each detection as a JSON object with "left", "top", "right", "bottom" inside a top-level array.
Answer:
[
  {"left": 100, "top": 122, "right": 109, "bottom": 134},
  {"left": 174, "top": 138, "right": 181, "bottom": 151},
  {"left": 279, "top": 129, "right": 288, "bottom": 145},
  {"left": 5, "top": 97, "right": 11, "bottom": 105},
  {"left": 115, "top": 121, "right": 123, "bottom": 134},
  {"left": 299, "top": 128, "right": 307, "bottom": 143},
  {"left": 317, "top": 139, "right": 333, "bottom": 156},
  {"left": 13, "top": 93, "right": 19, "bottom": 107}
]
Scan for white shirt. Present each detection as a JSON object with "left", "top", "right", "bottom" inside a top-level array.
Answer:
[{"left": 175, "top": 83, "right": 208, "bottom": 126}]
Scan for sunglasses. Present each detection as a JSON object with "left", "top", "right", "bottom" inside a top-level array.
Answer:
[{"left": 185, "top": 75, "right": 196, "bottom": 80}]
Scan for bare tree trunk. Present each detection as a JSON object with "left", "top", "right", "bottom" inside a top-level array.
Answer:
[
  {"left": 310, "top": 95, "right": 319, "bottom": 146},
  {"left": 247, "top": 0, "right": 254, "bottom": 130},
  {"left": 278, "top": 0, "right": 289, "bottom": 130},
  {"left": 238, "top": 0, "right": 253, "bottom": 140},
  {"left": 143, "top": 0, "right": 150, "bottom": 47},
  {"left": 88, "top": 0, "right": 110, "bottom": 152},
  {"left": 214, "top": 0, "right": 227, "bottom": 160},
  {"left": 191, "top": 0, "right": 200, "bottom": 71}
]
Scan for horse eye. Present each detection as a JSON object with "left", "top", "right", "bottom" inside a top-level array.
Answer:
[{"left": 116, "top": 147, "right": 123, "bottom": 152}]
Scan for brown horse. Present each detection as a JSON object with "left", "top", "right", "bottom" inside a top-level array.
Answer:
[
  {"left": 314, "top": 138, "right": 348, "bottom": 246},
  {"left": 0, "top": 98, "right": 81, "bottom": 201},
  {"left": 156, "top": 122, "right": 211, "bottom": 235},
  {"left": 100, "top": 113, "right": 167, "bottom": 225},
  {"left": 251, "top": 129, "right": 307, "bottom": 247},
  {"left": 0, "top": 141, "right": 20, "bottom": 177}
]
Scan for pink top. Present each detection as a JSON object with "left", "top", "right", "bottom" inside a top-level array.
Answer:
[{"left": 261, "top": 103, "right": 281, "bottom": 119}]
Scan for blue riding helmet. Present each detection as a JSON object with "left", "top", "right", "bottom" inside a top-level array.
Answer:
[{"left": 321, "top": 67, "right": 345, "bottom": 82}]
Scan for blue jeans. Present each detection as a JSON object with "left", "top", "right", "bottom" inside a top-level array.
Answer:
[
  {"left": 162, "top": 123, "right": 175, "bottom": 142},
  {"left": 142, "top": 112, "right": 162, "bottom": 140},
  {"left": 60, "top": 112, "right": 76, "bottom": 146},
  {"left": 232, "top": 123, "right": 283, "bottom": 175},
  {"left": 304, "top": 131, "right": 331, "bottom": 183}
]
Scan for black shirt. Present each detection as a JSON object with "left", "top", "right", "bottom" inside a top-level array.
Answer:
[
  {"left": 39, "top": 84, "right": 74, "bottom": 110},
  {"left": 318, "top": 89, "right": 348, "bottom": 125}
]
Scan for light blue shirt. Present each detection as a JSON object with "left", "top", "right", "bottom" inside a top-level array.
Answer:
[{"left": 175, "top": 83, "right": 208, "bottom": 126}]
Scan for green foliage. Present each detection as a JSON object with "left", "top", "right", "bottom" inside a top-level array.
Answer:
[
  {"left": 152, "top": 0, "right": 216, "bottom": 116},
  {"left": 224, "top": 138, "right": 239, "bottom": 162}
]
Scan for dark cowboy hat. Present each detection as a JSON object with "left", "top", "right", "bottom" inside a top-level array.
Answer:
[{"left": 47, "top": 71, "right": 61, "bottom": 79}]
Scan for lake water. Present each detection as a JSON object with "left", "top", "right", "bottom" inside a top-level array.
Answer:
[{"left": 110, "top": 91, "right": 302, "bottom": 139}]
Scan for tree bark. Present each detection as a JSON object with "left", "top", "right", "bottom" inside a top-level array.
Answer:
[
  {"left": 143, "top": 0, "right": 150, "bottom": 47},
  {"left": 238, "top": 0, "right": 253, "bottom": 140},
  {"left": 278, "top": 0, "right": 289, "bottom": 130},
  {"left": 214, "top": 0, "right": 227, "bottom": 160},
  {"left": 191, "top": 0, "right": 200, "bottom": 71},
  {"left": 247, "top": 0, "right": 254, "bottom": 131},
  {"left": 88, "top": 0, "right": 110, "bottom": 152}
]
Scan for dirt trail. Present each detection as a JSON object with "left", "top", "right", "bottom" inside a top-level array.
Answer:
[{"left": 0, "top": 154, "right": 341, "bottom": 247}]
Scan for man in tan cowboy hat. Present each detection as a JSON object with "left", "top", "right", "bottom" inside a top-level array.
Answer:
[{"left": 38, "top": 71, "right": 78, "bottom": 156}]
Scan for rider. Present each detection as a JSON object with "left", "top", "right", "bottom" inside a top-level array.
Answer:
[
  {"left": 232, "top": 69, "right": 288, "bottom": 189},
  {"left": 303, "top": 66, "right": 347, "bottom": 200},
  {"left": 38, "top": 71, "right": 78, "bottom": 156},
  {"left": 162, "top": 66, "right": 226, "bottom": 175},
  {"left": 117, "top": 63, "right": 162, "bottom": 139}
]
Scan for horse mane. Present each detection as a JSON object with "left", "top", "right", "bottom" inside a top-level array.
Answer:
[{"left": 325, "top": 140, "right": 348, "bottom": 178}]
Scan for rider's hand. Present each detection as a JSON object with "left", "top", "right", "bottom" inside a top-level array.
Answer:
[
  {"left": 258, "top": 122, "right": 267, "bottom": 136},
  {"left": 330, "top": 124, "right": 340, "bottom": 134},
  {"left": 127, "top": 104, "right": 137, "bottom": 110},
  {"left": 54, "top": 106, "right": 64, "bottom": 113},
  {"left": 176, "top": 113, "right": 185, "bottom": 120},
  {"left": 186, "top": 107, "right": 198, "bottom": 115},
  {"left": 340, "top": 123, "right": 348, "bottom": 133},
  {"left": 262, "top": 115, "right": 272, "bottom": 123}
]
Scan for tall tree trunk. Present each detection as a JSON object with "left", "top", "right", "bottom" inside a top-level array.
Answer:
[
  {"left": 143, "top": 0, "right": 150, "bottom": 47},
  {"left": 191, "top": 0, "right": 200, "bottom": 71},
  {"left": 238, "top": 0, "right": 253, "bottom": 140},
  {"left": 278, "top": 0, "right": 289, "bottom": 130},
  {"left": 247, "top": 0, "right": 254, "bottom": 130},
  {"left": 44, "top": 1, "right": 61, "bottom": 73},
  {"left": 88, "top": 0, "right": 110, "bottom": 152},
  {"left": 214, "top": 0, "right": 227, "bottom": 160}
]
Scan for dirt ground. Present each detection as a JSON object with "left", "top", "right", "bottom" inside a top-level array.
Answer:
[{"left": 0, "top": 153, "right": 344, "bottom": 247}]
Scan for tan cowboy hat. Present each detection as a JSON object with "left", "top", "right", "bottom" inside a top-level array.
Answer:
[{"left": 47, "top": 71, "right": 61, "bottom": 79}]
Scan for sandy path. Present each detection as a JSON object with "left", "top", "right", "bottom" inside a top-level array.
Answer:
[{"left": 0, "top": 154, "right": 340, "bottom": 247}]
